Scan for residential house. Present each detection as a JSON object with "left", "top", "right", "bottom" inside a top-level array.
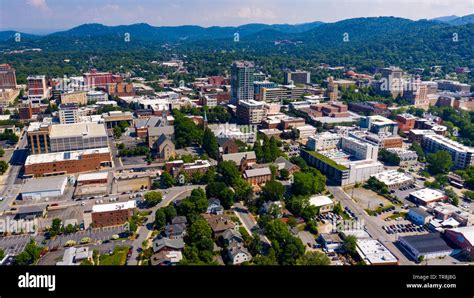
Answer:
[
  {"left": 207, "top": 199, "right": 224, "bottom": 215},
  {"left": 227, "top": 242, "right": 252, "bottom": 265},
  {"left": 243, "top": 167, "right": 272, "bottom": 185},
  {"left": 164, "top": 223, "right": 186, "bottom": 239},
  {"left": 408, "top": 207, "right": 433, "bottom": 225},
  {"left": 152, "top": 237, "right": 185, "bottom": 253},
  {"left": 221, "top": 229, "right": 243, "bottom": 246},
  {"left": 203, "top": 214, "right": 236, "bottom": 237}
]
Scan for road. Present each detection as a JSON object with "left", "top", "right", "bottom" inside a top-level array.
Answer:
[
  {"left": 327, "top": 186, "right": 413, "bottom": 265},
  {"left": 232, "top": 202, "right": 270, "bottom": 245},
  {"left": 127, "top": 184, "right": 204, "bottom": 265},
  {"left": 0, "top": 132, "right": 28, "bottom": 213}
]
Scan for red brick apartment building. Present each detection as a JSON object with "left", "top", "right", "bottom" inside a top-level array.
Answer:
[{"left": 91, "top": 201, "right": 136, "bottom": 228}]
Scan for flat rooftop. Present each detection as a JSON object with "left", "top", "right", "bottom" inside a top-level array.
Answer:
[
  {"left": 50, "top": 122, "right": 107, "bottom": 138},
  {"left": 25, "top": 147, "right": 110, "bottom": 165},
  {"left": 21, "top": 176, "right": 68, "bottom": 193},
  {"left": 92, "top": 200, "right": 137, "bottom": 213},
  {"left": 410, "top": 188, "right": 446, "bottom": 204},
  {"left": 77, "top": 171, "right": 109, "bottom": 181},
  {"left": 371, "top": 170, "right": 413, "bottom": 186},
  {"left": 356, "top": 239, "right": 398, "bottom": 265},
  {"left": 424, "top": 134, "right": 474, "bottom": 153}
]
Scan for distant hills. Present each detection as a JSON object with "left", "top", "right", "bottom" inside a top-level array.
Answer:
[
  {"left": 431, "top": 14, "right": 474, "bottom": 25},
  {"left": 1, "top": 13, "right": 474, "bottom": 44}
]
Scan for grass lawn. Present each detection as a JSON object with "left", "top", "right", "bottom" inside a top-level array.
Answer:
[{"left": 99, "top": 246, "right": 130, "bottom": 265}]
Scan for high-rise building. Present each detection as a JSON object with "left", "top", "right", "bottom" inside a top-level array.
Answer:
[
  {"left": 58, "top": 103, "right": 81, "bottom": 124},
  {"left": 405, "top": 78, "right": 429, "bottom": 109},
  {"left": 18, "top": 101, "right": 33, "bottom": 120},
  {"left": 236, "top": 100, "right": 266, "bottom": 124},
  {"left": 231, "top": 61, "right": 255, "bottom": 104},
  {"left": 0, "top": 64, "right": 17, "bottom": 89},
  {"left": 284, "top": 70, "right": 311, "bottom": 85},
  {"left": 27, "top": 75, "right": 48, "bottom": 103},
  {"left": 378, "top": 67, "right": 404, "bottom": 98},
  {"left": 84, "top": 69, "right": 118, "bottom": 88}
]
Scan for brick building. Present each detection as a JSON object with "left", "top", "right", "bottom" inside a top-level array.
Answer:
[
  {"left": 91, "top": 200, "right": 136, "bottom": 228},
  {"left": 24, "top": 147, "right": 112, "bottom": 177}
]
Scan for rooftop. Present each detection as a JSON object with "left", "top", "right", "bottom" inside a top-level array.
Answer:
[
  {"left": 399, "top": 233, "right": 453, "bottom": 254},
  {"left": 25, "top": 147, "right": 110, "bottom": 165},
  {"left": 424, "top": 134, "right": 474, "bottom": 153},
  {"left": 244, "top": 167, "right": 272, "bottom": 178},
  {"left": 356, "top": 239, "right": 398, "bottom": 265},
  {"left": 21, "top": 176, "right": 68, "bottom": 193},
  {"left": 410, "top": 188, "right": 446, "bottom": 204},
  {"left": 92, "top": 200, "right": 137, "bottom": 213},
  {"left": 49, "top": 122, "right": 107, "bottom": 139},
  {"left": 77, "top": 171, "right": 109, "bottom": 182},
  {"left": 309, "top": 195, "right": 334, "bottom": 207},
  {"left": 371, "top": 170, "right": 413, "bottom": 186}
]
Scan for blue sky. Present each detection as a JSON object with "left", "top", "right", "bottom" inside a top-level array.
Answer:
[{"left": 1, "top": 0, "right": 473, "bottom": 33}]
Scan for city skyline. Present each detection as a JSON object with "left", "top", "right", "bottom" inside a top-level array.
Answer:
[{"left": 0, "top": 0, "right": 473, "bottom": 34}]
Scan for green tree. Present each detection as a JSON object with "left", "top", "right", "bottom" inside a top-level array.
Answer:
[
  {"left": 144, "top": 191, "right": 163, "bottom": 207},
  {"left": 292, "top": 171, "right": 325, "bottom": 196},
  {"left": 113, "top": 126, "right": 122, "bottom": 138},
  {"left": 296, "top": 251, "right": 330, "bottom": 265},
  {"left": 427, "top": 151, "right": 453, "bottom": 175},
  {"left": 0, "top": 248, "right": 4, "bottom": 260},
  {"left": 48, "top": 218, "right": 62, "bottom": 237},
  {"left": 378, "top": 149, "right": 401, "bottom": 166},
  {"left": 279, "top": 168, "right": 289, "bottom": 180},
  {"left": 261, "top": 180, "right": 285, "bottom": 202},
  {"left": 163, "top": 205, "right": 177, "bottom": 223},
  {"left": 409, "top": 141, "right": 425, "bottom": 161},
  {"left": 343, "top": 235, "right": 357, "bottom": 257},
  {"left": 160, "top": 171, "right": 175, "bottom": 189},
  {"left": 155, "top": 209, "right": 166, "bottom": 230},
  {"left": 0, "top": 160, "right": 9, "bottom": 175},
  {"left": 202, "top": 128, "right": 219, "bottom": 160},
  {"left": 217, "top": 160, "right": 241, "bottom": 186},
  {"left": 0, "top": 148, "right": 4, "bottom": 157},
  {"left": 15, "top": 239, "right": 42, "bottom": 266}
]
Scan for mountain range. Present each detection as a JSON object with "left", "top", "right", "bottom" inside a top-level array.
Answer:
[{"left": 1, "top": 13, "right": 473, "bottom": 43}]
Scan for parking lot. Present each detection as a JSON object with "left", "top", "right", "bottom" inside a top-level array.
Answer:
[
  {"left": 349, "top": 187, "right": 393, "bottom": 210},
  {"left": 382, "top": 221, "right": 431, "bottom": 236},
  {"left": 390, "top": 183, "right": 421, "bottom": 206}
]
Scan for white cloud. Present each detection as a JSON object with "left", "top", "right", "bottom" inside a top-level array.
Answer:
[
  {"left": 237, "top": 7, "right": 276, "bottom": 20},
  {"left": 26, "top": 0, "right": 50, "bottom": 12}
]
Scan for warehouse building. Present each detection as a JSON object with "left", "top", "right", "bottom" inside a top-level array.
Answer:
[
  {"left": 20, "top": 176, "right": 68, "bottom": 200},
  {"left": 409, "top": 188, "right": 447, "bottom": 206},
  {"left": 91, "top": 200, "right": 137, "bottom": 228},
  {"left": 398, "top": 233, "right": 454, "bottom": 261}
]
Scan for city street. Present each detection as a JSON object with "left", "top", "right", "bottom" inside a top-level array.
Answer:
[
  {"left": 0, "top": 132, "right": 28, "bottom": 213},
  {"left": 232, "top": 202, "right": 271, "bottom": 245},
  {"left": 127, "top": 184, "right": 204, "bottom": 265},
  {"left": 327, "top": 186, "right": 414, "bottom": 265}
]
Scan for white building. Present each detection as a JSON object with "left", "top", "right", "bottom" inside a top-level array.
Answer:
[
  {"left": 371, "top": 170, "right": 414, "bottom": 189},
  {"left": 309, "top": 195, "right": 334, "bottom": 213},
  {"left": 355, "top": 239, "right": 398, "bottom": 265},
  {"left": 87, "top": 90, "right": 108, "bottom": 102},
  {"left": 422, "top": 134, "right": 474, "bottom": 169},
  {"left": 20, "top": 176, "right": 68, "bottom": 200},
  {"left": 307, "top": 132, "right": 341, "bottom": 151},
  {"left": 341, "top": 136, "right": 378, "bottom": 161},
  {"left": 409, "top": 188, "right": 447, "bottom": 206}
]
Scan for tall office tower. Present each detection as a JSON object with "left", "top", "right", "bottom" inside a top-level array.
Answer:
[
  {"left": 27, "top": 75, "right": 48, "bottom": 103},
  {"left": 405, "top": 77, "right": 429, "bottom": 109},
  {"left": 0, "top": 64, "right": 17, "bottom": 89},
  {"left": 379, "top": 67, "right": 404, "bottom": 98},
  {"left": 231, "top": 61, "right": 255, "bottom": 104},
  {"left": 325, "top": 77, "right": 338, "bottom": 100},
  {"left": 284, "top": 70, "right": 311, "bottom": 85}
]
